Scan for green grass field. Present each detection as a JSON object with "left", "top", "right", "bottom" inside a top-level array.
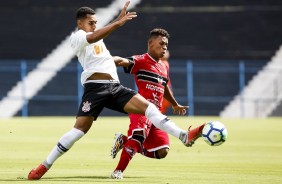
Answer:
[{"left": 0, "top": 116, "right": 282, "bottom": 184}]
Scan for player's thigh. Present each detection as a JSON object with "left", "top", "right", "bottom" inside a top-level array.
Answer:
[{"left": 124, "top": 94, "right": 149, "bottom": 114}]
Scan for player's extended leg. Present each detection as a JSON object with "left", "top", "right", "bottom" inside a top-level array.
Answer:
[
  {"left": 111, "top": 131, "right": 145, "bottom": 179},
  {"left": 124, "top": 94, "right": 205, "bottom": 146},
  {"left": 28, "top": 116, "right": 94, "bottom": 180}
]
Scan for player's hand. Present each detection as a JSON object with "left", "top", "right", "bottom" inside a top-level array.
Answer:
[
  {"left": 116, "top": 1, "right": 130, "bottom": 20},
  {"left": 172, "top": 105, "right": 189, "bottom": 116},
  {"left": 117, "top": 12, "right": 137, "bottom": 26},
  {"left": 116, "top": 1, "right": 137, "bottom": 26}
]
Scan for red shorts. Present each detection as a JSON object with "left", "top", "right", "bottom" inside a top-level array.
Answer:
[{"left": 127, "top": 114, "right": 170, "bottom": 152}]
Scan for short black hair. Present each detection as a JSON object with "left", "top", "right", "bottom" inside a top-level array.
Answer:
[
  {"left": 149, "top": 28, "right": 170, "bottom": 39},
  {"left": 76, "top": 7, "right": 95, "bottom": 19}
]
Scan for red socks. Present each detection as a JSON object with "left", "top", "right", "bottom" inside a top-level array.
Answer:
[{"left": 114, "top": 139, "right": 141, "bottom": 172}]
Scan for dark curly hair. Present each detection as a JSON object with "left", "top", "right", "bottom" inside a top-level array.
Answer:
[
  {"left": 149, "top": 28, "right": 170, "bottom": 39},
  {"left": 76, "top": 7, "right": 95, "bottom": 19}
]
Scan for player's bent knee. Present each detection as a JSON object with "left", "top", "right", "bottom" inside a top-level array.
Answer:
[
  {"left": 74, "top": 116, "right": 94, "bottom": 133},
  {"left": 131, "top": 133, "right": 145, "bottom": 145},
  {"left": 157, "top": 148, "right": 169, "bottom": 159}
]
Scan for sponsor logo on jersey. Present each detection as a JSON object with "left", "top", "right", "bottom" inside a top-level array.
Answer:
[{"left": 146, "top": 84, "right": 164, "bottom": 93}]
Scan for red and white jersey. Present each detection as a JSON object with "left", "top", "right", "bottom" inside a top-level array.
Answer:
[{"left": 124, "top": 53, "right": 169, "bottom": 109}]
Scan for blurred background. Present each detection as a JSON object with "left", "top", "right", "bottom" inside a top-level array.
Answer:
[{"left": 0, "top": 0, "right": 281, "bottom": 118}]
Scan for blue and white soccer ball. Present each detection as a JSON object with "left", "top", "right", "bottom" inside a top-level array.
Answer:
[{"left": 202, "top": 121, "right": 228, "bottom": 146}]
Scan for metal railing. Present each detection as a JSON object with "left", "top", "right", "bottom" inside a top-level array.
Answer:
[{"left": 1, "top": 59, "right": 274, "bottom": 117}]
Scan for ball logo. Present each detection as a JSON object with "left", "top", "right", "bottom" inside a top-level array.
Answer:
[{"left": 82, "top": 101, "right": 91, "bottom": 112}]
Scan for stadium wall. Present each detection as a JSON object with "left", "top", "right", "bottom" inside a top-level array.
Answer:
[{"left": 1, "top": 1, "right": 281, "bottom": 116}]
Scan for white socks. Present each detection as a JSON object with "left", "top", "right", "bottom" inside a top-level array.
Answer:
[
  {"left": 44, "top": 128, "right": 85, "bottom": 168},
  {"left": 145, "top": 103, "right": 185, "bottom": 140}
]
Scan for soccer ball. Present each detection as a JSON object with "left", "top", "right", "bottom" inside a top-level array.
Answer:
[{"left": 202, "top": 121, "right": 228, "bottom": 146}]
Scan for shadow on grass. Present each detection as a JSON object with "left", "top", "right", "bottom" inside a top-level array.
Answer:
[{"left": 0, "top": 175, "right": 144, "bottom": 182}]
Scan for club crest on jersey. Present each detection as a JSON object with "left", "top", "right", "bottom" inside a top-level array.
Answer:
[
  {"left": 82, "top": 101, "right": 91, "bottom": 112},
  {"left": 157, "top": 77, "right": 164, "bottom": 84}
]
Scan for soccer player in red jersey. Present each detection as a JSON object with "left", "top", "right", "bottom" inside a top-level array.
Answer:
[{"left": 110, "top": 29, "right": 205, "bottom": 179}]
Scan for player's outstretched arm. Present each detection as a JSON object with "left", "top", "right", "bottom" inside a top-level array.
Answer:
[
  {"left": 113, "top": 56, "right": 132, "bottom": 67},
  {"left": 86, "top": 1, "right": 137, "bottom": 43}
]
